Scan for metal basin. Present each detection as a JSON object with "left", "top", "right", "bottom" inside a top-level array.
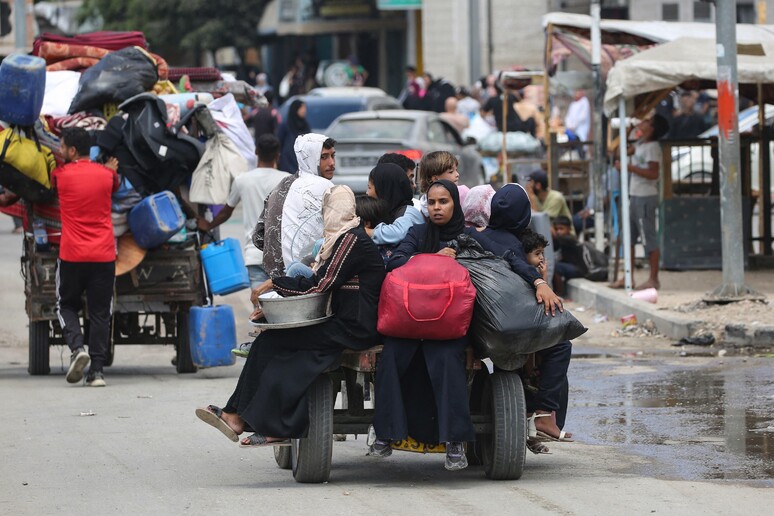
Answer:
[{"left": 258, "top": 291, "right": 332, "bottom": 324}]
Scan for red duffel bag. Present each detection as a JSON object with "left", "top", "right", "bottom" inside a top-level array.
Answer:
[{"left": 377, "top": 254, "right": 477, "bottom": 340}]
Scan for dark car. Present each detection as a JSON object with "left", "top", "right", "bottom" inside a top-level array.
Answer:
[
  {"left": 278, "top": 87, "right": 402, "bottom": 134},
  {"left": 326, "top": 110, "right": 485, "bottom": 193}
]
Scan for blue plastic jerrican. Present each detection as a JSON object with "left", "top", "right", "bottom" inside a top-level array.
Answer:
[
  {"left": 200, "top": 238, "right": 250, "bottom": 295},
  {"left": 189, "top": 305, "right": 237, "bottom": 368},
  {"left": 0, "top": 54, "right": 46, "bottom": 126},
  {"left": 128, "top": 191, "right": 185, "bottom": 249}
]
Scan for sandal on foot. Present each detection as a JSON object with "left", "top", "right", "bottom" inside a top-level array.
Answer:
[
  {"left": 239, "top": 433, "right": 291, "bottom": 448},
  {"left": 195, "top": 405, "right": 239, "bottom": 442},
  {"left": 529, "top": 413, "right": 574, "bottom": 442},
  {"left": 527, "top": 438, "right": 551, "bottom": 455},
  {"left": 534, "top": 429, "right": 574, "bottom": 442},
  {"left": 527, "top": 413, "right": 553, "bottom": 442}
]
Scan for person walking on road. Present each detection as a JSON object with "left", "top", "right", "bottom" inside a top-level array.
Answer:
[
  {"left": 198, "top": 134, "right": 287, "bottom": 288},
  {"left": 277, "top": 99, "right": 310, "bottom": 173},
  {"left": 53, "top": 127, "right": 119, "bottom": 387}
]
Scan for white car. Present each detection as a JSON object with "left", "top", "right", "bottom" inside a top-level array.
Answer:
[{"left": 670, "top": 105, "right": 774, "bottom": 197}]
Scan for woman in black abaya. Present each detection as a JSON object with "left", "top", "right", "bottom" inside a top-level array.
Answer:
[
  {"left": 277, "top": 99, "right": 311, "bottom": 172},
  {"left": 196, "top": 185, "right": 385, "bottom": 446},
  {"left": 370, "top": 179, "right": 475, "bottom": 471}
]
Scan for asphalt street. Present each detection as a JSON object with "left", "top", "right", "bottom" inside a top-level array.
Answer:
[{"left": 1, "top": 213, "right": 773, "bottom": 515}]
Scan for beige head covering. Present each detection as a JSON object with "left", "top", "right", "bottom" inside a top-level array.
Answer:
[{"left": 313, "top": 185, "right": 360, "bottom": 271}]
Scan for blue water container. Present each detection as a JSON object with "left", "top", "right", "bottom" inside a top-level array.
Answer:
[
  {"left": 128, "top": 191, "right": 185, "bottom": 249},
  {"left": 189, "top": 305, "right": 237, "bottom": 367},
  {"left": 0, "top": 54, "right": 46, "bottom": 126},
  {"left": 200, "top": 238, "right": 250, "bottom": 295}
]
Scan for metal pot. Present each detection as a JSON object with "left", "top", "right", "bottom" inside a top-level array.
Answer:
[{"left": 258, "top": 291, "right": 332, "bottom": 324}]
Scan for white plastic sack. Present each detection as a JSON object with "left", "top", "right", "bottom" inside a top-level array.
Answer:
[
  {"left": 207, "top": 93, "right": 257, "bottom": 169},
  {"left": 189, "top": 132, "right": 249, "bottom": 205},
  {"left": 478, "top": 131, "right": 542, "bottom": 155},
  {"left": 42, "top": 71, "right": 81, "bottom": 117},
  {"left": 463, "top": 112, "right": 495, "bottom": 142}
]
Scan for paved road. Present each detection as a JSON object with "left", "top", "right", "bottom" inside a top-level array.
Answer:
[{"left": 1, "top": 214, "right": 773, "bottom": 515}]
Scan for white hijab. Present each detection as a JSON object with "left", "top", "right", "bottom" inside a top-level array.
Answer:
[{"left": 281, "top": 133, "right": 334, "bottom": 268}]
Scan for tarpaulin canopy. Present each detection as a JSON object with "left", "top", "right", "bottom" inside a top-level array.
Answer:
[
  {"left": 603, "top": 37, "right": 774, "bottom": 114},
  {"left": 542, "top": 13, "right": 774, "bottom": 81}
]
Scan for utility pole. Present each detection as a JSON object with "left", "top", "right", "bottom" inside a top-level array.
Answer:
[
  {"left": 14, "top": 0, "right": 26, "bottom": 53},
  {"left": 708, "top": 0, "right": 760, "bottom": 300},
  {"left": 591, "top": 1, "right": 605, "bottom": 251}
]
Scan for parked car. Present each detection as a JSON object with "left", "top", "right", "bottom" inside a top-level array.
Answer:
[
  {"left": 326, "top": 110, "right": 485, "bottom": 193},
  {"left": 670, "top": 104, "right": 774, "bottom": 196},
  {"left": 278, "top": 89, "right": 401, "bottom": 134}
]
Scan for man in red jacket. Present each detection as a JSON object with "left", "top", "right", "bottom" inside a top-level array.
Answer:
[{"left": 52, "top": 127, "right": 119, "bottom": 387}]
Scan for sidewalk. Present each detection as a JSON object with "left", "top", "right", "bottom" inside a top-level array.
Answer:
[{"left": 567, "top": 269, "right": 774, "bottom": 348}]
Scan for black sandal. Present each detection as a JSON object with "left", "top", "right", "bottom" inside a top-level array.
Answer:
[{"left": 239, "top": 433, "right": 291, "bottom": 448}]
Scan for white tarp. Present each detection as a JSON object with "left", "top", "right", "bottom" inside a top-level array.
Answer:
[
  {"left": 542, "top": 12, "right": 774, "bottom": 45},
  {"left": 603, "top": 37, "right": 774, "bottom": 114}
]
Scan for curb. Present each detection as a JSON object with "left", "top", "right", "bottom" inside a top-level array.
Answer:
[{"left": 566, "top": 278, "right": 704, "bottom": 341}]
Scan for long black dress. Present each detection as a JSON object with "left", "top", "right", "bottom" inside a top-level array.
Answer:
[
  {"left": 223, "top": 227, "right": 384, "bottom": 438},
  {"left": 372, "top": 223, "right": 476, "bottom": 444}
]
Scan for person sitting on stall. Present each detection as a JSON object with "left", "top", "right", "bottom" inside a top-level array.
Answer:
[
  {"left": 370, "top": 179, "right": 475, "bottom": 472},
  {"left": 195, "top": 185, "right": 385, "bottom": 447},
  {"left": 466, "top": 184, "right": 572, "bottom": 442}
]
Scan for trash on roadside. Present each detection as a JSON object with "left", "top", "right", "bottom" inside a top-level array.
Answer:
[
  {"left": 678, "top": 334, "right": 716, "bottom": 346},
  {"left": 717, "top": 349, "right": 727, "bottom": 357},
  {"left": 593, "top": 314, "right": 608, "bottom": 323},
  {"left": 621, "top": 314, "right": 638, "bottom": 328},
  {"left": 79, "top": 410, "right": 95, "bottom": 416}
]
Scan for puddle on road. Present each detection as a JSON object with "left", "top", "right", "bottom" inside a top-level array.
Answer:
[{"left": 570, "top": 357, "right": 774, "bottom": 484}]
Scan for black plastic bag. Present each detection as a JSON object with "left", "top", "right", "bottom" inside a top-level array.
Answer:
[
  {"left": 68, "top": 47, "right": 158, "bottom": 114},
  {"left": 454, "top": 234, "right": 587, "bottom": 370}
]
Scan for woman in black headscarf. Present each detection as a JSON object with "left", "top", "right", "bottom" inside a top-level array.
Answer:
[
  {"left": 370, "top": 179, "right": 475, "bottom": 472},
  {"left": 277, "top": 99, "right": 311, "bottom": 173},
  {"left": 366, "top": 163, "right": 425, "bottom": 260}
]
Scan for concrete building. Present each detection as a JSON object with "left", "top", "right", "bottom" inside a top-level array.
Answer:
[{"left": 405, "top": 0, "right": 774, "bottom": 90}]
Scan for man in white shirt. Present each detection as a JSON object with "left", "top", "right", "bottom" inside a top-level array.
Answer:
[
  {"left": 612, "top": 114, "right": 669, "bottom": 290},
  {"left": 198, "top": 134, "right": 287, "bottom": 287}
]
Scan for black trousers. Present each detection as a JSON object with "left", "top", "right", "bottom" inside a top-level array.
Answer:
[
  {"left": 373, "top": 336, "right": 475, "bottom": 444},
  {"left": 525, "top": 340, "right": 572, "bottom": 422},
  {"left": 56, "top": 259, "right": 115, "bottom": 372}
]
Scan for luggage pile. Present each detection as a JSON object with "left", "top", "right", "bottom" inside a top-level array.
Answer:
[{"left": 0, "top": 31, "right": 265, "bottom": 277}]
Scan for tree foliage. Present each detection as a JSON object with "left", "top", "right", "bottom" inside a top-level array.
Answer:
[{"left": 78, "top": 0, "right": 270, "bottom": 55}]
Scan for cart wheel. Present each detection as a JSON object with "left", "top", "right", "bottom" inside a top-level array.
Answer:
[
  {"left": 291, "top": 375, "right": 333, "bottom": 483},
  {"left": 274, "top": 446, "right": 292, "bottom": 470},
  {"left": 480, "top": 371, "right": 527, "bottom": 480},
  {"left": 175, "top": 309, "right": 197, "bottom": 374},
  {"left": 28, "top": 320, "right": 50, "bottom": 375}
]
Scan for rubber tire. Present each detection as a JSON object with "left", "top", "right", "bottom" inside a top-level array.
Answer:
[
  {"left": 175, "top": 309, "right": 197, "bottom": 374},
  {"left": 28, "top": 320, "right": 50, "bottom": 375},
  {"left": 481, "top": 372, "right": 527, "bottom": 480},
  {"left": 291, "top": 375, "right": 333, "bottom": 483},
  {"left": 274, "top": 446, "right": 292, "bottom": 470}
]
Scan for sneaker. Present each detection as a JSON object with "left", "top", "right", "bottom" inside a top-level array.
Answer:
[
  {"left": 444, "top": 442, "right": 468, "bottom": 471},
  {"left": 85, "top": 371, "right": 106, "bottom": 387},
  {"left": 66, "top": 348, "right": 90, "bottom": 384},
  {"left": 366, "top": 439, "right": 393, "bottom": 458},
  {"left": 231, "top": 341, "right": 252, "bottom": 358}
]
